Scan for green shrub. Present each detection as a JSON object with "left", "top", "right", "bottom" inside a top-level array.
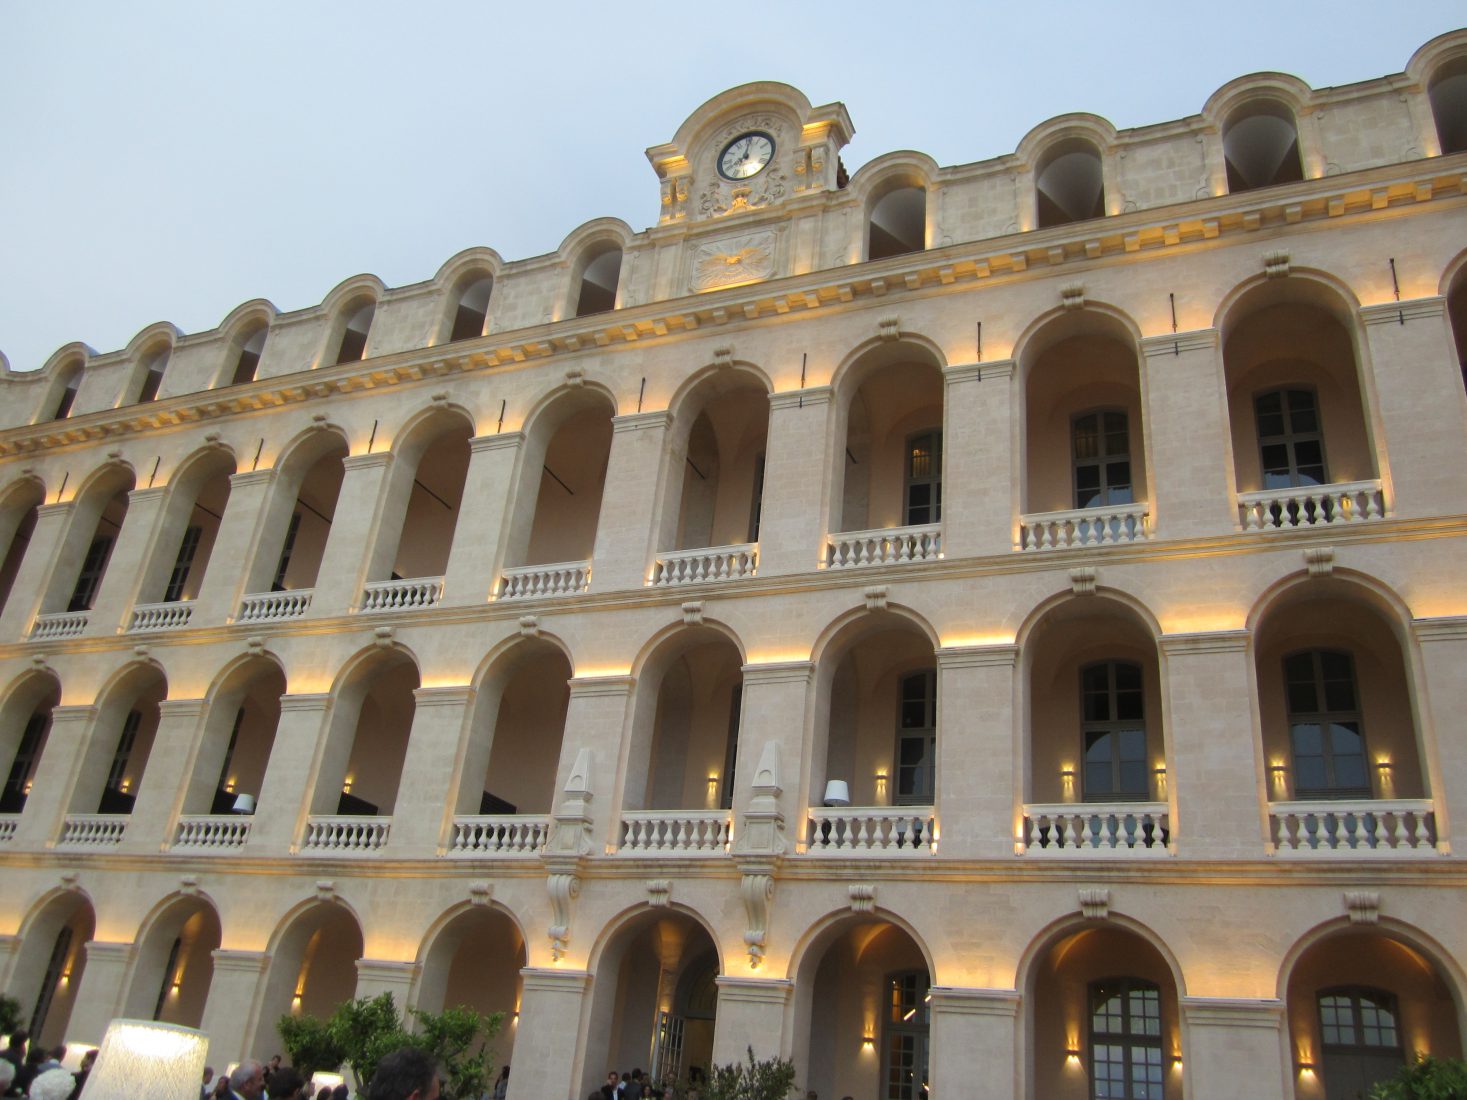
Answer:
[
  {"left": 700, "top": 1047, "right": 798, "bottom": 1100},
  {"left": 1369, "top": 1055, "right": 1467, "bottom": 1100}
]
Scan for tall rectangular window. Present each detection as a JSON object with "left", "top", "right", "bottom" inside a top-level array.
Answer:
[
  {"left": 1256, "top": 388, "right": 1327, "bottom": 488},
  {"left": 0, "top": 712, "right": 48, "bottom": 813},
  {"left": 163, "top": 525, "right": 202, "bottom": 603},
  {"left": 67, "top": 534, "right": 114, "bottom": 612},
  {"left": 1089, "top": 979, "right": 1163, "bottom": 1099},
  {"left": 1073, "top": 411, "right": 1133, "bottom": 508},
  {"left": 904, "top": 430, "right": 942, "bottom": 526},
  {"left": 1285, "top": 650, "right": 1370, "bottom": 798},
  {"left": 1082, "top": 662, "right": 1148, "bottom": 801},
  {"left": 896, "top": 670, "right": 937, "bottom": 804}
]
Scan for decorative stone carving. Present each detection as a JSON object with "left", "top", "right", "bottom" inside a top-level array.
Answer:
[
  {"left": 373, "top": 626, "right": 394, "bottom": 647},
  {"left": 547, "top": 873, "right": 580, "bottom": 962},
  {"left": 1061, "top": 283, "right": 1086, "bottom": 310},
  {"left": 848, "top": 884, "right": 877, "bottom": 913},
  {"left": 311, "top": 413, "right": 330, "bottom": 425},
  {"left": 315, "top": 880, "right": 336, "bottom": 903},
  {"left": 1304, "top": 547, "right": 1335, "bottom": 578},
  {"left": 1344, "top": 890, "right": 1380, "bottom": 924},
  {"left": 740, "top": 870, "right": 775, "bottom": 968},
  {"left": 710, "top": 345, "right": 735, "bottom": 368},
  {"left": 179, "top": 875, "right": 200, "bottom": 896},
  {"left": 29, "top": 654, "right": 48, "bottom": 670},
  {"left": 1264, "top": 249, "right": 1291, "bottom": 278},
  {"left": 565, "top": 368, "right": 585, "bottom": 387},
  {"left": 1070, "top": 567, "right": 1098, "bottom": 596},
  {"left": 647, "top": 879, "right": 672, "bottom": 907},
  {"left": 691, "top": 233, "right": 777, "bottom": 292},
  {"left": 864, "top": 586, "right": 888, "bottom": 612},
  {"left": 469, "top": 881, "right": 492, "bottom": 907},
  {"left": 60, "top": 871, "right": 80, "bottom": 890},
  {"left": 681, "top": 601, "right": 704, "bottom": 626},
  {"left": 133, "top": 645, "right": 150, "bottom": 658},
  {"left": 735, "top": 741, "right": 787, "bottom": 857},
  {"left": 518, "top": 615, "right": 540, "bottom": 638},
  {"left": 1079, "top": 887, "right": 1111, "bottom": 920},
  {"left": 878, "top": 316, "right": 901, "bottom": 342},
  {"left": 246, "top": 636, "right": 265, "bottom": 653}
]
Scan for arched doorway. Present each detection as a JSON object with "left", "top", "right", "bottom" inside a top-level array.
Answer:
[
  {"left": 416, "top": 906, "right": 526, "bottom": 1067},
  {"left": 121, "top": 896, "right": 222, "bottom": 1027},
  {"left": 258, "top": 902, "right": 364, "bottom": 1056},
  {"left": 9, "top": 892, "right": 95, "bottom": 1047}
]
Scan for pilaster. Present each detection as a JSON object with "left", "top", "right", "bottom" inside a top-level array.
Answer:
[
  {"left": 85, "top": 485, "right": 169, "bottom": 636},
  {"left": 120, "top": 697, "right": 206, "bottom": 854},
  {"left": 935, "top": 645, "right": 1019, "bottom": 858},
  {"left": 929, "top": 987, "right": 1020, "bottom": 1100},
  {"left": 64, "top": 940, "right": 134, "bottom": 1045},
  {"left": 588, "top": 412, "right": 673, "bottom": 593},
  {"left": 354, "top": 957, "right": 419, "bottom": 1003},
  {"left": 565, "top": 675, "right": 635, "bottom": 850},
  {"left": 191, "top": 468, "right": 276, "bottom": 625},
  {"left": 200, "top": 948, "right": 270, "bottom": 1064},
  {"left": 1409, "top": 616, "right": 1467, "bottom": 850},
  {"left": 245, "top": 693, "right": 332, "bottom": 852},
  {"left": 0, "top": 501, "right": 71, "bottom": 640},
  {"left": 1180, "top": 997, "right": 1288, "bottom": 1100},
  {"left": 507, "top": 968, "right": 591, "bottom": 1100},
  {"left": 386, "top": 686, "right": 475, "bottom": 854},
  {"left": 758, "top": 387, "right": 834, "bottom": 575},
  {"left": 710, "top": 977, "right": 793, "bottom": 1065},
  {"left": 14, "top": 704, "right": 97, "bottom": 847},
  {"left": 735, "top": 661, "right": 813, "bottom": 835},
  {"left": 942, "top": 361, "right": 1018, "bottom": 557},
  {"left": 311, "top": 451, "right": 393, "bottom": 615},
  {"left": 441, "top": 433, "right": 524, "bottom": 607}
]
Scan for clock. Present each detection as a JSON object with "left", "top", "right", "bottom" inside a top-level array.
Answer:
[{"left": 717, "top": 131, "right": 775, "bottom": 181}]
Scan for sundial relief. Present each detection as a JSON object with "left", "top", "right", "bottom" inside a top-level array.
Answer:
[{"left": 690, "top": 231, "right": 778, "bottom": 293}]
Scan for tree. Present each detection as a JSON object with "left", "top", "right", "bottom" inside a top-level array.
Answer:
[
  {"left": 277, "top": 1012, "right": 344, "bottom": 1080},
  {"left": 700, "top": 1047, "right": 798, "bottom": 1100},
  {"left": 1369, "top": 1055, "right": 1467, "bottom": 1100},
  {"left": 0, "top": 995, "right": 22, "bottom": 1038}
]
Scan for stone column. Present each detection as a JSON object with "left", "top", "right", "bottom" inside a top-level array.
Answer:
[
  {"left": 935, "top": 646, "right": 1019, "bottom": 859},
  {"left": 711, "top": 978, "right": 793, "bottom": 1065},
  {"left": 200, "top": 949, "right": 270, "bottom": 1065},
  {"left": 121, "top": 698, "right": 206, "bottom": 854},
  {"left": 386, "top": 686, "right": 474, "bottom": 855},
  {"left": 1360, "top": 299, "right": 1467, "bottom": 517},
  {"left": 441, "top": 433, "right": 523, "bottom": 607},
  {"left": 734, "top": 662, "right": 813, "bottom": 835},
  {"left": 1159, "top": 633, "right": 1269, "bottom": 859},
  {"left": 588, "top": 412, "right": 671, "bottom": 593},
  {"left": 64, "top": 940, "right": 134, "bottom": 1044},
  {"left": 86, "top": 485, "right": 169, "bottom": 635},
  {"left": 941, "top": 361, "right": 1018, "bottom": 558},
  {"left": 1138, "top": 331, "right": 1238, "bottom": 538},
  {"left": 562, "top": 676, "right": 634, "bottom": 849},
  {"left": 191, "top": 469, "right": 275, "bottom": 625},
  {"left": 1180, "top": 998, "right": 1288, "bottom": 1100},
  {"left": 1411, "top": 617, "right": 1467, "bottom": 848},
  {"left": 355, "top": 958, "right": 418, "bottom": 1005},
  {"left": 758, "top": 387, "right": 833, "bottom": 576},
  {"left": 929, "top": 988, "right": 1019, "bottom": 1100},
  {"left": 245, "top": 693, "right": 331, "bottom": 853},
  {"left": 14, "top": 704, "right": 96, "bottom": 846},
  {"left": 507, "top": 969, "right": 590, "bottom": 1100},
  {"left": 0, "top": 501, "right": 71, "bottom": 640},
  {"left": 310, "top": 452, "right": 393, "bottom": 616}
]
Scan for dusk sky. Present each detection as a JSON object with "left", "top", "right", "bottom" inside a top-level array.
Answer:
[{"left": 2, "top": 2, "right": 1463, "bottom": 374}]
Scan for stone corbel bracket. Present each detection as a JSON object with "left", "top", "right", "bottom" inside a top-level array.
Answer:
[
  {"left": 547, "top": 872, "right": 581, "bottom": 962},
  {"left": 1079, "top": 887, "right": 1111, "bottom": 920},
  {"left": 1344, "top": 889, "right": 1380, "bottom": 925},
  {"left": 738, "top": 866, "right": 776, "bottom": 969}
]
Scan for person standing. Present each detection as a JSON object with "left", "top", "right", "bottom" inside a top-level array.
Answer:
[
  {"left": 365, "top": 1048, "right": 440, "bottom": 1100},
  {"left": 226, "top": 1059, "right": 267, "bottom": 1100},
  {"left": 491, "top": 1064, "right": 509, "bottom": 1100}
]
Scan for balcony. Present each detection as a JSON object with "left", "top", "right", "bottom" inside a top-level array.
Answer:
[
  {"left": 448, "top": 815, "right": 550, "bottom": 856},
  {"left": 1270, "top": 799, "right": 1440, "bottom": 856},
  {"left": 360, "top": 576, "right": 443, "bottom": 613},
  {"left": 31, "top": 611, "right": 88, "bottom": 640},
  {"left": 1021, "top": 802, "right": 1171, "bottom": 856},
  {"left": 497, "top": 560, "right": 591, "bottom": 600},
  {"left": 1238, "top": 480, "right": 1386, "bottom": 531},
  {"left": 804, "top": 806, "right": 936, "bottom": 854},
  {"left": 1020, "top": 503, "right": 1151, "bottom": 551},
  {"left": 173, "top": 814, "right": 252, "bottom": 851},
  {"left": 652, "top": 543, "right": 757, "bottom": 586},
  {"left": 238, "top": 589, "right": 313, "bottom": 623},
  {"left": 826, "top": 525, "right": 942, "bottom": 570},
  {"left": 59, "top": 814, "right": 128, "bottom": 848},
  {"left": 0, "top": 814, "right": 17, "bottom": 844},
  {"left": 129, "top": 600, "right": 194, "bottom": 633},
  {"left": 617, "top": 811, "right": 731, "bottom": 854},
  {"left": 300, "top": 815, "right": 391, "bottom": 852}
]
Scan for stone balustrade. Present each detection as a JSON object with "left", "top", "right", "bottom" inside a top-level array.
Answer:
[
  {"left": 1237, "top": 480, "right": 1387, "bottom": 530},
  {"left": 31, "top": 611, "right": 88, "bottom": 640},
  {"left": 805, "top": 806, "right": 937, "bottom": 853},
  {"left": 1020, "top": 502, "right": 1151, "bottom": 550},
  {"left": 237, "top": 589, "right": 313, "bottom": 623},
  {"left": 300, "top": 815, "right": 391, "bottom": 852},
  {"left": 826, "top": 525, "right": 942, "bottom": 569},
  {"left": 448, "top": 815, "right": 550, "bottom": 856},
  {"left": 0, "top": 815, "right": 17, "bottom": 844},
  {"left": 1270, "top": 799, "right": 1439, "bottom": 855},
  {"left": 360, "top": 576, "right": 444, "bottom": 612},
  {"left": 1021, "top": 803, "right": 1171, "bottom": 855},
  {"left": 652, "top": 543, "right": 757, "bottom": 586},
  {"left": 173, "top": 814, "right": 252, "bottom": 850},
  {"left": 617, "top": 810, "right": 731, "bottom": 854},
  {"left": 59, "top": 814, "right": 128, "bottom": 848},
  {"left": 497, "top": 560, "right": 592, "bottom": 600},
  {"left": 128, "top": 600, "right": 194, "bottom": 632}
]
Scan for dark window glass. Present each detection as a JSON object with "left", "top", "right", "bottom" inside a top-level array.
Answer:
[
  {"left": 1073, "top": 411, "right": 1133, "bottom": 508},
  {"left": 68, "top": 534, "right": 114, "bottom": 612},
  {"left": 1081, "top": 662, "right": 1148, "bottom": 801},
  {"left": 1255, "top": 389, "right": 1328, "bottom": 488},
  {"left": 904, "top": 430, "right": 942, "bottom": 526},
  {"left": 895, "top": 669, "right": 936, "bottom": 804},
  {"left": 1285, "top": 650, "right": 1370, "bottom": 798},
  {"left": 1089, "top": 979, "right": 1164, "bottom": 1100},
  {"left": 884, "top": 970, "right": 931, "bottom": 1100},
  {"left": 163, "top": 525, "right": 202, "bottom": 603},
  {"left": 0, "top": 712, "right": 48, "bottom": 813}
]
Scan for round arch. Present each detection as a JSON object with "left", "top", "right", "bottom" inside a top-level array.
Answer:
[
  {"left": 828, "top": 332, "right": 947, "bottom": 400},
  {"left": 120, "top": 891, "right": 223, "bottom": 1026},
  {"left": 1011, "top": 301, "right": 1144, "bottom": 379},
  {"left": 1014, "top": 909, "right": 1188, "bottom": 1000},
  {"left": 9, "top": 886, "right": 96, "bottom": 1046}
]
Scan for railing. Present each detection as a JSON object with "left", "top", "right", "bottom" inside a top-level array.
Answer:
[
  {"left": 1021, "top": 803, "right": 1171, "bottom": 855},
  {"left": 360, "top": 576, "right": 443, "bottom": 612},
  {"left": 59, "top": 814, "right": 128, "bottom": 848},
  {"left": 618, "top": 811, "right": 732, "bottom": 854},
  {"left": 805, "top": 807, "right": 937, "bottom": 854},
  {"left": 826, "top": 525, "right": 942, "bottom": 569},
  {"left": 129, "top": 600, "right": 194, "bottom": 632},
  {"left": 238, "top": 589, "right": 313, "bottom": 623},
  {"left": 1238, "top": 480, "right": 1387, "bottom": 531},
  {"left": 497, "top": 560, "right": 592, "bottom": 600},
  {"left": 0, "top": 815, "right": 18, "bottom": 844},
  {"left": 653, "top": 544, "right": 758, "bottom": 586},
  {"left": 448, "top": 815, "right": 550, "bottom": 856},
  {"left": 1020, "top": 503, "right": 1151, "bottom": 550},
  {"left": 1270, "top": 800, "right": 1439, "bottom": 855},
  {"left": 173, "top": 814, "right": 252, "bottom": 850},
  {"left": 300, "top": 815, "right": 391, "bottom": 852},
  {"left": 31, "top": 611, "right": 88, "bottom": 640}
]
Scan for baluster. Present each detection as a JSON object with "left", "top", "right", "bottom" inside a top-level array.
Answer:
[{"left": 1413, "top": 812, "right": 1433, "bottom": 850}]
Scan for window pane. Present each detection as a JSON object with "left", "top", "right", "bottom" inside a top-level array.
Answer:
[
  {"left": 1287, "top": 390, "right": 1319, "bottom": 431},
  {"left": 1291, "top": 722, "right": 1323, "bottom": 756},
  {"left": 1074, "top": 416, "right": 1100, "bottom": 459},
  {"left": 1116, "top": 688, "right": 1143, "bottom": 722}
]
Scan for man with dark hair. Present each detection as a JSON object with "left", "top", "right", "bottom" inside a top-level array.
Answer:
[{"left": 366, "top": 1048, "right": 440, "bottom": 1100}]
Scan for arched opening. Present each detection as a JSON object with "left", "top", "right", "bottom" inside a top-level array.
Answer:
[
  {"left": 1222, "top": 282, "right": 1377, "bottom": 526},
  {"left": 868, "top": 186, "right": 926, "bottom": 260},
  {"left": 1286, "top": 929, "right": 1461, "bottom": 1099},
  {"left": 620, "top": 628, "right": 742, "bottom": 851},
  {"left": 372, "top": 413, "right": 472, "bottom": 586},
  {"left": 1026, "top": 924, "right": 1182, "bottom": 1100},
  {"left": 48, "top": 467, "right": 134, "bottom": 618},
  {"left": 135, "top": 346, "right": 169, "bottom": 404},
  {"left": 1022, "top": 598, "right": 1168, "bottom": 852},
  {"left": 50, "top": 364, "right": 81, "bottom": 420},
  {"left": 831, "top": 343, "right": 944, "bottom": 565},
  {"left": 259, "top": 903, "right": 364, "bottom": 1057},
  {"left": 311, "top": 649, "right": 419, "bottom": 821},
  {"left": 139, "top": 451, "right": 235, "bottom": 611},
  {"left": 1036, "top": 139, "right": 1106, "bottom": 228},
  {"left": 1428, "top": 57, "right": 1467, "bottom": 156},
  {"left": 71, "top": 664, "right": 166, "bottom": 817},
  {"left": 230, "top": 326, "right": 268, "bottom": 387},
  {"left": 459, "top": 640, "right": 571, "bottom": 827},
  {"left": 0, "top": 483, "right": 43, "bottom": 618},
  {"left": 810, "top": 613, "right": 937, "bottom": 851},
  {"left": 256, "top": 434, "right": 348, "bottom": 598},
  {"left": 184, "top": 657, "right": 285, "bottom": 819},
  {"left": 1223, "top": 100, "right": 1304, "bottom": 193},
  {"left": 10, "top": 893, "right": 95, "bottom": 1047},
  {"left": 449, "top": 275, "right": 494, "bottom": 342},
  {"left": 334, "top": 300, "right": 375, "bottom": 365},
  {"left": 575, "top": 246, "right": 622, "bottom": 317},
  {"left": 791, "top": 915, "right": 932, "bottom": 1100},
  {"left": 122, "top": 897, "right": 222, "bottom": 1027},
  {"left": 0, "top": 672, "right": 59, "bottom": 814},
  {"left": 581, "top": 910, "right": 720, "bottom": 1097},
  {"left": 1254, "top": 584, "right": 1431, "bottom": 851},
  {"left": 416, "top": 906, "right": 524, "bottom": 1066}
]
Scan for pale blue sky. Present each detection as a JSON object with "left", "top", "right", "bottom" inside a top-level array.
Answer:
[{"left": 1, "top": 2, "right": 1462, "bottom": 374}]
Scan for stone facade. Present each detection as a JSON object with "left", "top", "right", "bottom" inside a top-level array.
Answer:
[{"left": 1, "top": 30, "right": 1467, "bottom": 1100}]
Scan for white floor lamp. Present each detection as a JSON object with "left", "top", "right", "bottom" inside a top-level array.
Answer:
[{"left": 80, "top": 1019, "right": 208, "bottom": 1100}]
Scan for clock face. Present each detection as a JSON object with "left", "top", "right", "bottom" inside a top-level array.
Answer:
[{"left": 717, "top": 131, "right": 775, "bottom": 181}]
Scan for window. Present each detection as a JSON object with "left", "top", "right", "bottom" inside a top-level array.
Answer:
[
  {"left": 747, "top": 452, "right": 765, "bottom": 543},
  {"left": 449, "top": 276, "right": 494, "bottom": 341},
  {"left": 896, "top": 670, "right": 936, "bottom": 805},
  {"left": 1089, "top": 978, "right": 1163, "bottom": 1100},
  {"left": 575, "top": 248, "right": 622, "bottom": 317},
  {"left": 231, "top": 327, "right": 267, "bottom": 386},
  {"left": 884, "top": 970, "right": 931, "bottom": 1100},
  {"left": 1255, "top": 388, "right": 1327, "bottom": 488},
  {"left": 152, "top": 936, "right": 182, "bottom": 1020},
  {"left": 1427, "top": 58, "right": 1467, "bottom": 157},
  {"left": 52, "top": 370, "right": 80, "bottom": 420},
  {"left": 868, "top": 187, "right": 926, "bottom": 260},
  {"left": 136, "top": 350, "right": 169, "bottom": 403},
  {"left": 1318, "top": 987, "right": 1404, "bottom": 1100},
  {"left": 1081, "top": 662, "right": 1148, "bottom": 801},
  {"left": 30, "top": 925, "right": 73, "bottom": 1037},
  {"left": 99, "top": 709, "right": 142, "bottom": 814},
  {"left": 1073, "top": 411, "right": 1133, "bottom": 508},
  {"left": 0, "top": 712, "right": 48, "bottom": 813},
  {"left": 67, "top": 534, "right": 114, "bottom": 612},
  {"left": 1284, "top": 650, "right": 1370, "bottom": 799},
  {"left": 335, "top": 302, "right": 375, "bottom": 364},
  {"left": 162, "top": 525, "right": 202, "bottom": 603},
  {"left": 1223, "top": 100, "right": 1304, "bottom": 193},
  {"left": 271, "top": 512, "right": 303, "bottom": 591},
  {"left": 1036, "top": 139, "right": 1105, "bottom": 227},
  {"left": 904, "top": 430, "right": 942, "bottom": 526}
]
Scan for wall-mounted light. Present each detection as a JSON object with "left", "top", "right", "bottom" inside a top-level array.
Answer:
[
  {"left": 1060, "top": 766, "right": 1076, "bottom": 801},
  {"left": 1297, "top": 1061, "right": 1316, "bottom": 1077},
  {"left": 1269, "top": 761, "right": 1289, "bottom": 796},
  {"left": 1153, "top": 764, "right": 1167, "bottom": 796},
  {"left": 342, "top": 775, "right": 353, "bottom": 794},
  {"left": 119, "top": 778, "right": 131, "bottom": 794},
  {"left": 1375, "top": 757, "right": 1394, "bottom": 795},
  {"left": 874, "top": 771, "right": 888, "bottom": 802},
  {"left": 1066, "top": 1047, "right": 1082, "bottom": 1065},
  {"left": 861, "top": 1035, "right": 875, "bottom": 1050},
  {"left": 1171, "top": 1056, "right": 1183, "bottom": 1071},
  {"left": 224, "top": 779, "right": 236, "bottom": 794}
]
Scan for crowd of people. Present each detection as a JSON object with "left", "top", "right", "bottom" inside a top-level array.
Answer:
[{"left": 0, "top": 1030, "right": 95, "bottom": 1099}]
